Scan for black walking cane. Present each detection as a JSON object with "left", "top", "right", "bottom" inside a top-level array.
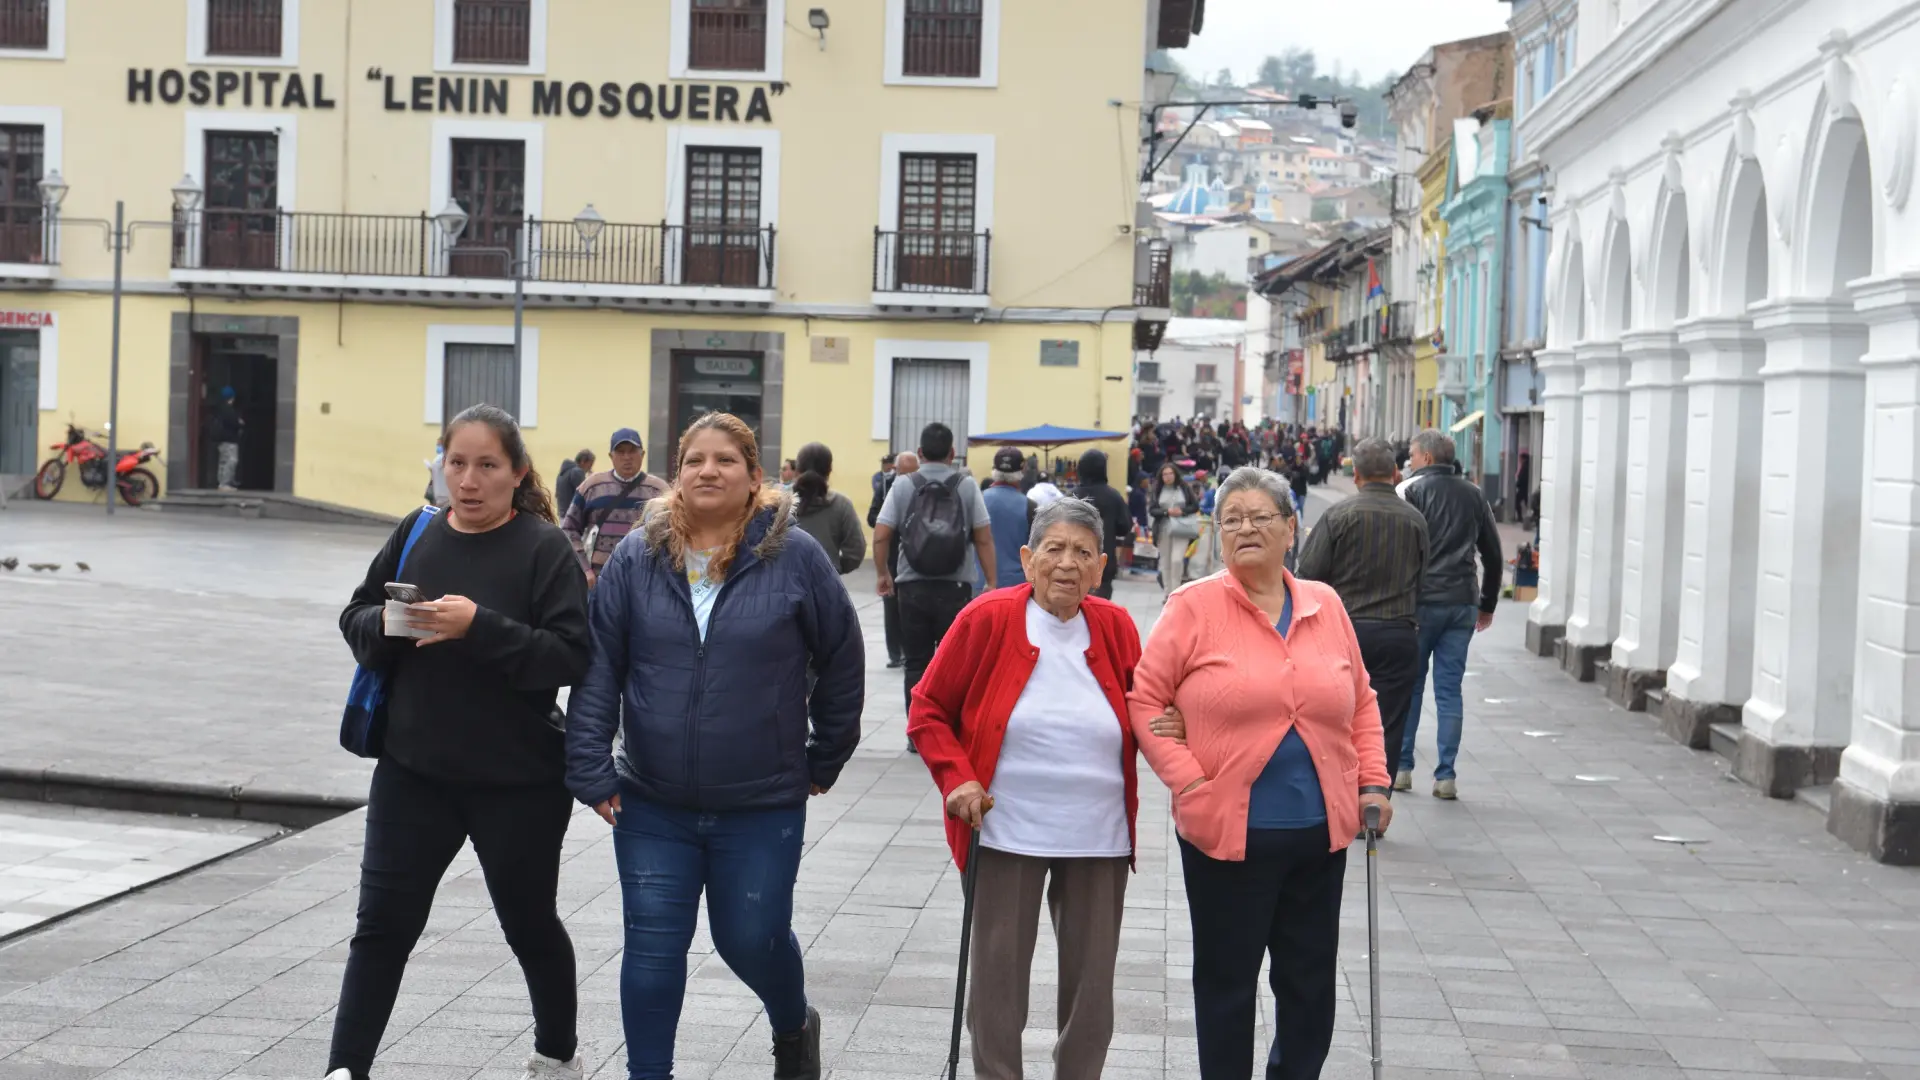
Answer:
[
  {"left": 1364, "top": 803, "right": 1384, "bottom": 1080},
  {"left": 946, "top": 827, "right": 983, "bottom": 1080}
]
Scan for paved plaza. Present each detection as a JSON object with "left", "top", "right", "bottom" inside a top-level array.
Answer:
[{"left": 2, "top": 497, "right": 1920, "bottom": 1079}]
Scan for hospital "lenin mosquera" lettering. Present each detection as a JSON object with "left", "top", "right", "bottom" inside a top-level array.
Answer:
[{"left": 125, "top": 68, "right": 774, "bottom": 124}]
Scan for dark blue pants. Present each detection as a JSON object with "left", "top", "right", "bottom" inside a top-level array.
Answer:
[{"left": 612, "top": 790, "right": 809, "bottom": 1080}]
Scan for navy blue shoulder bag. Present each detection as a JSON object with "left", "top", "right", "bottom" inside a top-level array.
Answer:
[{"left": 339, "top": 506, "right": 439, "bottom": 757}]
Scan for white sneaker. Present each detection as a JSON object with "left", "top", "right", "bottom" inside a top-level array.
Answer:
[
  {"left": 324, "top": 1071, "right": 353, "bottom": 1080},
  {"left": 523, "top": 1052, "right": 585, "bottom": 1080}
]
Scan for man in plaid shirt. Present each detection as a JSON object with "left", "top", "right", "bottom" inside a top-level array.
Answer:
[{"left": 560, "top": 427, "right": 667, "bottom": 588}]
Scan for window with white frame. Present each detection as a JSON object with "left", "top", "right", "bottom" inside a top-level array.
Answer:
[
  {"left": 430, "top": 119, "right": 544, "bottom": 278},
  {"left": 871, "top": 339, "right": 988, "bottom": 450},
  {"left": 664, "top": 127, "right": 779, "bottom": 290},
  {"left": 878, "top": 134, "right": 994, "bottom": 295},
  {"left": 189, "top": 0, "right": 297, "bottom": 65},
  {"left": 669, "top": 0, "right": 783, "bottom": 80},
  {"left": 884, "top": 0, "right": 999, "bottom": 87},
  {"left": 0, "top": 0, "right": 63, "bottom": 57},
  {"left": 436, "top": 0, "right": 547, "bottom": 73},
  {"left": 0, "top": 124, "right": 46, "bottom": 264},
  {"left": 425, "top": 325, "right": 539, "bottom": 427}
]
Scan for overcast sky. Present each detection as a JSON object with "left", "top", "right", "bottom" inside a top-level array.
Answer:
[{"left": 1178, "top": 0, "right": 1512, "bottom": 86}]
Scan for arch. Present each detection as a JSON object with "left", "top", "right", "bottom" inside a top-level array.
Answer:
[
  {"left": 1597, "top": 218, "right": 1633, "bottom": 338},
  {"left": 1713, "top": 156, "right": 1769, "bottom": 314},
  {"left": 1553, "top": 234, "right": 1587, "bottom": 347},
  {"left": 1647, "top": 187, "right": 1691, "bottom": 328},
  {"left": 1797, "top": 100, "right": 1878, "bottom": 297}
]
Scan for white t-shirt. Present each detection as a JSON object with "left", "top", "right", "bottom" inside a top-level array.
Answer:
[
  {"left": 686, "top": 548, "right": 722, "bottom": 640},
  {"left": 980, "top": 600, "right": 1131, "bottom": 859}
]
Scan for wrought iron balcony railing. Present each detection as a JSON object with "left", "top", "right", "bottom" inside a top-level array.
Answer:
[
  {"left": 1135, "top": 239, "right": 1172, "bottom": 309},
  {"left": 169, "top": 208, "right": 777, "bottom": 290},
  {"left": 873, "top": 228, "right": 990, "bottom": 295}
]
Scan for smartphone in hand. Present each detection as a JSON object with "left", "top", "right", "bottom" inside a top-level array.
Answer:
[{"left": 385, "top": 582, "right": 427, "bottom": 604}]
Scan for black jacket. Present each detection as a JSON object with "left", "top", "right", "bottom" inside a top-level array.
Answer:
[
  {"left": 554, "top": 460, "right": 587, "bottom": 515},
  {"left": 1075, "top": 450, "right": 1132, "bottom": 593},
  {"left": 1398, "top": 465, "right": 1503, "bottom": 612}
]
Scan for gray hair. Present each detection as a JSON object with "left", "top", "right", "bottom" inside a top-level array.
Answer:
[
  {"left": 1411, "top": 429, "right": 1456, "bottom": 465},
  {"left": 1027, "top": 496, "right": 1105, "bottom": 550},
  {"left": 1351, "top": 437, "right": 1397, "bottom": 482},
  {"left": 992, "top": 470, "right": 1025, "bottom": 486},
  {"left": 1216, "top": 466, "right": 1296, "bottom": 519}
]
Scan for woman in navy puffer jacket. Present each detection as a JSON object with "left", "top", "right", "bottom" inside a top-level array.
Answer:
[{"left": 566, "top": 412, "right": 864, "bottom": 1080}]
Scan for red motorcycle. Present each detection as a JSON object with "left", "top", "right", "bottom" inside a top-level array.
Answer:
[{"left": 33, "top": 423, "right": 163, "bottom": 506}]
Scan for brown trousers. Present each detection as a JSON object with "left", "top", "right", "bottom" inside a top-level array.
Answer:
[{"left": 967, "top": 847, "right": 1130, "bottom": 1080}]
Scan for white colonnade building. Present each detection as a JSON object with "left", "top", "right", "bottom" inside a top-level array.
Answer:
[{"left": 1522, "top": 0, "right": 1920, "bottom": 863}]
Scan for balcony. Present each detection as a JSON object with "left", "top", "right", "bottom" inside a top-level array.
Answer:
[
  {"left": 0, "top": 211, "right": 57, "bottom": 281},
  {"left": 168, "top": 208, "right": 778, "bottom": 306},
  {"left": 1133, "top": 238, "right": 1172, "bottom": 352},
  {"left": 872, "top": 228, "right": 990, "bottom": 309},
  {"left": 1382, "top": 300, "right": 1415, "bottom": 344}
]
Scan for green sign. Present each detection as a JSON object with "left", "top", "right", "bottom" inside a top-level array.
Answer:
[{"left": 1040, "top": 340, "right": 1080, "bottom": 367}]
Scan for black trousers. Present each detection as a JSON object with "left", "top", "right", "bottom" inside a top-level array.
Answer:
[
  {"left": 882, "top": 543, "right": 904, "bottom": 662},
  {"left": 1352, "top": 619, "right": 1421, "bottom": 782},
  {"left": 327, "top": 759, "right": 578, "bottom": 1080},
  {"left": 897, "top": 579, "right": 974, "bottom": 712},
  {"left": 1182, "top": 827, "right": 1346, "bottom": 1080}
]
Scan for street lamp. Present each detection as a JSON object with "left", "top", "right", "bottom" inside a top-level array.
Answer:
[
  {"left": 39, "top": 173, "right": 193, "bottom": 514},
  {"left": 435, "top": 201, "right": 606, "bottom": 376}
]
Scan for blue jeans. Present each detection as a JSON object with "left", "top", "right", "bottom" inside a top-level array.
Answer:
[
  {"left": 1399, "top": 603, "right": 1477, "bottom": 781},
  {"left": 612, "top": 790, "right": 809, "bottom": 1080}
]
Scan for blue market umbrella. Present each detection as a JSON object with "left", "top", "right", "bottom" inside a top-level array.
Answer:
[{"left": 966, "top": 423, "right": 1131, "bottom": 469}]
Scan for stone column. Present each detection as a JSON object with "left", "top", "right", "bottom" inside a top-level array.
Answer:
[
  {"left": 1832, "top": 274, "right": 1920, "bottom": 863},
  {"left": 1607, "top": 329, "right": 1689, "bottom": 710},
  {"left": 1559, "top": 340, "right": 1628, "bottom": 681},
  {"left": 1739, "top": 299, "right": 1868, "bottom": 796},
  {"left": 1526, "top": 347, "right": 1581, "bottom": 656},
  {"left": 1662, "top": 317, "right": 1766, "bottom": 747}
]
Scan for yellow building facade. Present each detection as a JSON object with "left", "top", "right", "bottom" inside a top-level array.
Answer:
[
  {"left": 1414, "top": 137, "right": 1451, "bottom": 430},
  {"left": 0, "top": 0, "right": 1169, "bottom": 514}
]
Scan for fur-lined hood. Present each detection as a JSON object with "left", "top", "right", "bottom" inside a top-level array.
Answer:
[{"left": 640, "top": 486, "right": 796, "bottom": 563}]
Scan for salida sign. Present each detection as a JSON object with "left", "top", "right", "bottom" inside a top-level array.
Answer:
[{"left": 125, "top": 66, "right": 774, "bottom": 124}]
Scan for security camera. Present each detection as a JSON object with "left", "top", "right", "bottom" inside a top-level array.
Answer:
[{"left": 1339, "top": 101, "right": 1359, "bottom": 129}]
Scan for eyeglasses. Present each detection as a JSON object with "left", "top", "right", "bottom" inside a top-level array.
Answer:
[{"left": 1217, "top": 512, "right": 1287, "bottom": 532}]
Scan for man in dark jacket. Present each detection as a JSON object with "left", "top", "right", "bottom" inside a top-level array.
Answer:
[
  {"left": 554, "top": 449, "right": 595, "bottom": 517},
  {"left": 1396, "top": 429, "right": 1504, "bottom": 800},
  {"left": 1074, "top": 449, "right": 1132, "bottom": 600},
  {"left": 868, "top": 452, "right": 915, "bottom": 668}
]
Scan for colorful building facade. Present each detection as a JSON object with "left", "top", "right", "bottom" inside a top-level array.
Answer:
[{"left": 1438, "top": 105, "right": 1511, "bottom": 491}]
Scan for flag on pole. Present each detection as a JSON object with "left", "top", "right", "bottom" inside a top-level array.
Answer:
[{"left": 1367, "top": 259, "right": 1384, "bottom": 300}]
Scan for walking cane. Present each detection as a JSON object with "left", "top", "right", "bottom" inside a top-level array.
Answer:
[
  {"left": 946, "top": 827, "right": 983, "bottom": 1080},
  {"left": 1364, "top": 803, "right": 1383, "bottom": 1080}
]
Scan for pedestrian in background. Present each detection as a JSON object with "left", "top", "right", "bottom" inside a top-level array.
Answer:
[
  {"left": 331, "top": 403, "right": 591, "bottom": 1080},
  {"left": 1297, "top": 438, "right": 1428, "bottom": 789},
  {"left": 210, "top": 384, "right": 243, "bottom": 491},
  {"left": 909, "top": 498, "right": 1142, "bottom": 1080},
  {"left": 869, "top": 453, "right": 895, "bottom": 523},
  {"left": 423, "top": 432, "right": 450, "bottom": 508},
  {"left": 566, "top": 412, "right": 863, "bottom": 1080},
  {"left": 777, "top": 458, "right": 798, "bottom": 492},
  {"left": 982, "top": 447, "right": 1037, "bottom": 594},
  {"left": 874, "top": 422, "right": 996, "bottom": 715},
  {"left": 1396, "top": 429, "right": 1504, "bottom": 799},
  {"left": 1150, "top": 462, "right": 1200, "bottom": 600},
  {"left": 870, "top": 451, "right": 918, "bottom": 669},
  {"left": 790, "top": 441, "right": 867, "bottom": 575},
  {"left": 1075, "top": 448, "right": 1131, "bottom": 600},
  {"left": 560, "top": 429, "right": 666, "bottom": 589},
  {"left": 1130, "top": 466, "right": 1391, "bottom": 1080},
  {"left": 553, "top": 449, "right": 595, "bottom": 518}
]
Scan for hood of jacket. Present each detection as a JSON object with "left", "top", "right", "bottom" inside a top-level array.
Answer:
[
  {"left": 1078, "top": 449, "right": 1110, "bottom": 486},
  {"left": 640, "top": 487, "right": 796, "bottom": 568}
]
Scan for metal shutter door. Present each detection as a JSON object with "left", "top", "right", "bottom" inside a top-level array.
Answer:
[
  {"left": 890, "top": 357, "right": 969, "bottom": 454},
  {"left": 0, "top": 340, "right": 38, "bottom": 475},
  {"left": 443, "top": 343, "right": 520, "bottom": 421}
]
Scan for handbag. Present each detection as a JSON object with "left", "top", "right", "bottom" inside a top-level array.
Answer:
[
  {"left": 339, "top": 506, "right": 441, "bottom": 758},
  {"left": 1166, "top": 514, "right": 1201, "bottom": 542}
]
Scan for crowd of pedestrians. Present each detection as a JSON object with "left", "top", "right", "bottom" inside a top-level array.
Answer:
[{"left": 331, "top": 403, "right": 1504, "bottom": 1080}]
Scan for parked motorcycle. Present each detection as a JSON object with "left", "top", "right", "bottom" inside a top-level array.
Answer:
[{"left": 33, "top": 423, "right": 163, "bottom": 506}]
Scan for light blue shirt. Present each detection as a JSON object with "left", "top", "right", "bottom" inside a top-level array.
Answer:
[{"left": 686, "top": 548, "right": 722, "bottom": 640}]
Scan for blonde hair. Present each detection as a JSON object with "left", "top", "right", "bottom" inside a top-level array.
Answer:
[{"left": 652, "top": 412, "right": 778, "bottom": 582}]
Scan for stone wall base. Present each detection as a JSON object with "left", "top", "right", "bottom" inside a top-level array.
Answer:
[
  {"left": 1735, "top": 731, "right": 1843, "bottom": 799},
  {"left": 1604, "top": 666, "right": 1667, "bottom": 712},
  {"left": 1829, "top": 780, "right": 1920, "bottom": 866},
  {"left": 1525, "top": 619, "right": 1564, "bottom": 658},
  {"left": 1556, "top": 640, "right": 1605, "bottom": 683},
  {"left": 1661, "top": 695, "right": 1740, "bottom": 750}
]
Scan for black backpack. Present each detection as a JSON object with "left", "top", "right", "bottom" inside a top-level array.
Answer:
[{"left": 899, "top": 472, "right": 970, "bottom": 576}]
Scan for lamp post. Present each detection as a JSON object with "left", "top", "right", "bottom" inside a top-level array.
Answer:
[
  {"left": 37, "top": 170, "right": 202, "bottom": 514},
  {"left": 431, "top": 201, "right": 604, "bottom": 373}
]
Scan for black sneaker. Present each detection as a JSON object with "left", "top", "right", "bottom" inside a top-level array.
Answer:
[
  {"left": 771, "top": 1005, "right": 821, "bottom": 1080},
  {"left": 886, "top": 659, "right": 905, "bottom": 669}
]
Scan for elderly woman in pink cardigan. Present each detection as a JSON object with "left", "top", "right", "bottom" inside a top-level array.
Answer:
[{"left": 1129, "top": 466, "right": 1391, "bottom": 1080}]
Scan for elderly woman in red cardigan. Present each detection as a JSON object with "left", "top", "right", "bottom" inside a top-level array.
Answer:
[{"left": 908, "top": 497, "right": 1143, "bottom": 1080}]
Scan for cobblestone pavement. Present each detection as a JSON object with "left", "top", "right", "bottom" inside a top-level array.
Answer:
[
  {"left": 0, "top": 802, "right": 282, "bottom": 940},
  {"left": 4, "top": 496, "right": 1920, "bottom": 1079}
]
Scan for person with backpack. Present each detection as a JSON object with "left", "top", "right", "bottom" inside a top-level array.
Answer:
[
  {"left": 560, "top": 428, "right": 667, "bottom": 588},
  {"left": 873, "top": 422, "right": 996, "bottom": 715},
  {"left": 331, "top": 404, "right": 591, "bottom": 1080}
]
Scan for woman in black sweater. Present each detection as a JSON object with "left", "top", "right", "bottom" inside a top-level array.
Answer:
[{"left": 329, "top": 404, "right": 592, "bottom": 1080}]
